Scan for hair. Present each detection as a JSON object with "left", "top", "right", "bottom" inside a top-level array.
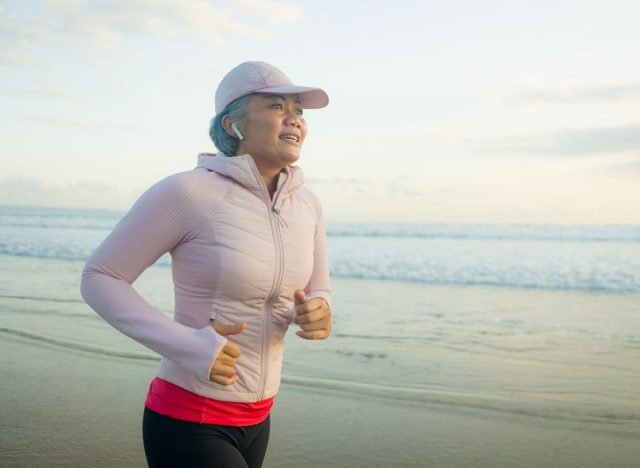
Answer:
[{"left": 209, "top": 94, "right": 254, "bottom": 156}]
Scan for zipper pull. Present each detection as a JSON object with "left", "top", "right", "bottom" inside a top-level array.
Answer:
[{"left": 272, "top": 205, "right": 288, "bottom": 228}]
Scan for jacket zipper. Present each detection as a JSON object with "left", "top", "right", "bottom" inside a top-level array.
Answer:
[{"left": 251, "top": 165, "right": 291, "bottom": 400}]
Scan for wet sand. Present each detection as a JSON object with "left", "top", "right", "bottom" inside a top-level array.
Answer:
[{"left": 2, "top": 332, "right": 639, "bottom": 468}]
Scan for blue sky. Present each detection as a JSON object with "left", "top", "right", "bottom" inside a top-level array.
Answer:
[{"left": 1, "top": 0, "right": 639, "bottom": 223}]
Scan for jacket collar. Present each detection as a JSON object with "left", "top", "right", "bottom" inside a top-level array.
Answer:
[{"left": 196, "top": 152, "right": 304, "bottom": 199}]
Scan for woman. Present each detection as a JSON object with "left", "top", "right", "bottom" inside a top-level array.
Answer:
[{"left": 80, "top": 61, "right": 332, "bottom": 468}]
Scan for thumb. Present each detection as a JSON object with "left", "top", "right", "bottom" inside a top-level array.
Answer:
[
  {"left": 212, "top": 321, "right": 246, "bottom": 337},
  {"left": 293, "top": 289, "right": 306, "bottom": 305}
]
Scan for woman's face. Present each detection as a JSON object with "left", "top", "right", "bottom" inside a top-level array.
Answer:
[{"left": 233, "top": 93, "right": 308, "bottom": 170}]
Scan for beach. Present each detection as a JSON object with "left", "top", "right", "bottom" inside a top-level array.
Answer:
[
  {"left": 2, "top": 278, "right": 639, "bottom": 467},
  {"left": 1, "top": 206, "right": 639, "bottom": 467},
  {"left": 3, "top": 325, "right": 640, "bottom": 468},
  {"left": 4, "top": 0, "right": 640, "bottom": 465}
]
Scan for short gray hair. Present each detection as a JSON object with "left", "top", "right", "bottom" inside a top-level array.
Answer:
[{"left": 209, "top": 94, "right": 253, "bottom": 156}]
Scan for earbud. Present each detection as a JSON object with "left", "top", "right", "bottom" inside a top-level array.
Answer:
[{"left": 231, "top": 122, "right": 244, "bottom": 140}]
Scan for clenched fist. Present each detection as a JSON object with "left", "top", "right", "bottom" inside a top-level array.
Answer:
[
  {"left": 209, "top": 321, "right": 245, "bottom": 385},
  {"left": 292, "top": 290, "right": 332, "bottom": 340}
]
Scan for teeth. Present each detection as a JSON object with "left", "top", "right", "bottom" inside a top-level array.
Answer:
[{"left": 280, "top": 135, "right": 298, "bottom": 142}]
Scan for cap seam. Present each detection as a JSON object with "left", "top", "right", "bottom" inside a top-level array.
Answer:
[{"left": 248, "top": 62, "right": 269, "bottom": 87}]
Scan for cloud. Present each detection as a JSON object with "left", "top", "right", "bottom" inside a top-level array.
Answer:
[
  {"left": 304, "top": 176, "right": 371, "bottom": 198},
  {"left": 0, "top": 177, "right": 135, "bottom": 209},
  {"left": 512, "top": 82, "right": 640, "bottom": 106},
  {"left": 306, "top": 176, "right": 437, "bottom": 199},
  {"left": 15, "top": 113, "right": 143, "bottom": 131},
  {"left": 492, "top": 124, "right": 640, "bottom": 156},
  {"left": 0, "top": 0, "right": 303, "bottom": 70},
  {"left": 305, "top": 176, "right": 369, "bottom": 186},
  {"left": 0, "top": 6, "right": 59, "bottom": 69},
  {"left": 144, "top": 0, "right": 267, "bottom": 42},
  {"left": 0, "top": 47, "right": 59, "bottom": 69},
  {"left": 37, "top": 0, "right": 264, "bottom": 45},
  {"left": 0, "top": 86, "right": 89, "bottom": 101},
  {"left": 385, "top": 182, "right": 427, "bottom": 198},
  {"left": 235, "top": 0, "right": 304, "bottom": 23},
  {"left": 607, "top": 160, "right": 640, "bottom": 175}
]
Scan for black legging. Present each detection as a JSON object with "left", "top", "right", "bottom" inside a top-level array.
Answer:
[{"left": 142, "top": 406, "right": 270, "bottom": 468}]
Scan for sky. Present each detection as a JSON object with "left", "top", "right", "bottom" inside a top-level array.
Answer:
[{"left": 1, "top": 0, "right": 639, "bottom": 224}]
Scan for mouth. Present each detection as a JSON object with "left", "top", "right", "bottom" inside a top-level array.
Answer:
[{"left": 279, "top": 133, "right": 300, "bottom": 143}]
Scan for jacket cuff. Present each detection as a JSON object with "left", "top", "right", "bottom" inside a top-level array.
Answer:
[
  {"left": 192, "top": 326, "right": 228, "bottom": 380},
  {"left": 306, "top": 291, "right": 332, "bottom": 309}
]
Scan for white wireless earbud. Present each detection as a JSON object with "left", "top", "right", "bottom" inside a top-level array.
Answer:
[{"left": 231, "top": 122, "right": 244, "bottom": 140}]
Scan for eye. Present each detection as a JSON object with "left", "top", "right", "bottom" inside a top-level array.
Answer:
[
  {"left": 296, "top": 108, "right": 304, "bottom": 116},
  {"left": 270, "top": 103, "right": 283, "bottom": 110}
]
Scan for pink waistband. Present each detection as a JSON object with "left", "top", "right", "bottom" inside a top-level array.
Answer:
[{"left": 144, "top": 377, "right": 274, "bottom": 426}]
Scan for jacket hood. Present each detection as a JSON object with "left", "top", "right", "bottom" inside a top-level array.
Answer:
[{"left": 196, "top": 152, "right": 304, "bottom": 199}]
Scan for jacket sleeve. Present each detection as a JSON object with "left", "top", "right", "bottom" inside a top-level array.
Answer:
[
  {"left": 304, "top": 198, "right": 332, "bottom": 308},
  {"left": 80, "top": 174, "right": 227, "bottom": 380}
]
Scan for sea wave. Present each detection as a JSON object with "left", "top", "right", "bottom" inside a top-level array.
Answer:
[
  {"left": 2, "top": 207, "right": 640, "bottom": 292},
  {"left": 327, "top": 223, "right": 640, "bottom": 242},
  {"left": 0, "top": 327, "right": 159, "bottom": 361},
  {"left": 329, "top": 264, "right": 640, "bottom": 293},
  {"left": 2, "top": 206, "right": 640, "bottom": 242},
  {"left": 2, "top": 237, "right": 639, "bottom": 292},
  {"left": 280, "top": 376, "right": 640, "bottom": 424},
  {"left": 0, "top": 294, "right": 85, "bottom": 304},
  {"left": 0, "top": 217, "right": 120, "bottom": 230},
  {"left": 0, "top": 241, "right": 127, "bottom": 263},
  {"left": 0, "top": 294, "right": 174, "bottom": 316},
  {"left": 0, "top": 206, "right": 123, "bottom": 230}
]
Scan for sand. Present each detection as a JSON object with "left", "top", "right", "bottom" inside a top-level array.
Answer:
[{"left": 2, "top": 332, "right": 639, "bottom": 468}]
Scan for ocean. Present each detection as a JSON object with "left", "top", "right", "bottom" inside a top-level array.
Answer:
[{"left": 1, "top": 204, "right": 639, "bottom": 467}]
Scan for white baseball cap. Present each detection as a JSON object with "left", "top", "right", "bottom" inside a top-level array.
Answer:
[{"left": 214, "top": 61, "right": 329, "bottom": 115}]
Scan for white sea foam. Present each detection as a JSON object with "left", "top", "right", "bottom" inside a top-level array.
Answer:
[
  {"left": 1, "top": 206, "right": 639, "bottom": 292},
  {"left": 328, "top": 222, "right": 640, "bottom": 242}
]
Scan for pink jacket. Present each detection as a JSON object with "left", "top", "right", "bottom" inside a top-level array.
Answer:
[{"left": 80, "top": 153, "right": 331, "bottom": 402}]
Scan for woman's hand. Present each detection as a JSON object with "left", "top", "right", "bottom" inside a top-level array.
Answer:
[
  {"left": 209, "top": 322, "right": 246, "bottom": 385},
  {"left": 292, "top": 290, "right": 332, "bottom": 339}
]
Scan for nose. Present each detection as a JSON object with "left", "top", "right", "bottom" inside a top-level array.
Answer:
[{"left": 284, "top": 112, "right": 302, "bottom": 127}]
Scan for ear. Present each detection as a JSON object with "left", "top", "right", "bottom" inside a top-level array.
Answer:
[{"left": 221, "top": 114, "right": 237, "bottom": 138}]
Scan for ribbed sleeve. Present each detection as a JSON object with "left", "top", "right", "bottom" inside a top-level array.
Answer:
[{"left": 80, "top": 173, "right": 227, "bottom": 379}]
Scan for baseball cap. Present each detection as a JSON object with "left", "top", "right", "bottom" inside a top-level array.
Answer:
[{"left": 214, "top": 61, "right": 329, "bottom": 115}]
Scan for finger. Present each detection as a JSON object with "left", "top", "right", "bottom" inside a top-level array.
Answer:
[
  {"left": 223, "top": 342, "right": 241, "bottom": 359},
  {"left": 212, "top": 322, "right": 247, "bottom": 337},
  {"left": 299, "top": 316, "right": 331, "bottom": 331},
  {"left": 211, "top": 374, "right": 238, "bottom": 386},
  {"left": 295, "top": 298, "right": 326, "bottom": 316},
  {"left": 212, "top": 362, "right": 237, "bottom": 378},
  {"left": 294, "top": 307, "right": 328, "bottom": 324},
  {"left": 217, "top": 353, "right": 237, "bottom": 367},
  {"left": 298, "top": 312, "right": 332, "bottom": 334},
  {"left": 293, "top": 289, "right": 306, "bottom": 305},
  {"left": 296, "top": 329, "right": 330, "bottom": 340}
]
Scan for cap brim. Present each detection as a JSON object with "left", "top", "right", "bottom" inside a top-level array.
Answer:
[{"left": 253, "top": 85, "right": 329, "bottom": 109}]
